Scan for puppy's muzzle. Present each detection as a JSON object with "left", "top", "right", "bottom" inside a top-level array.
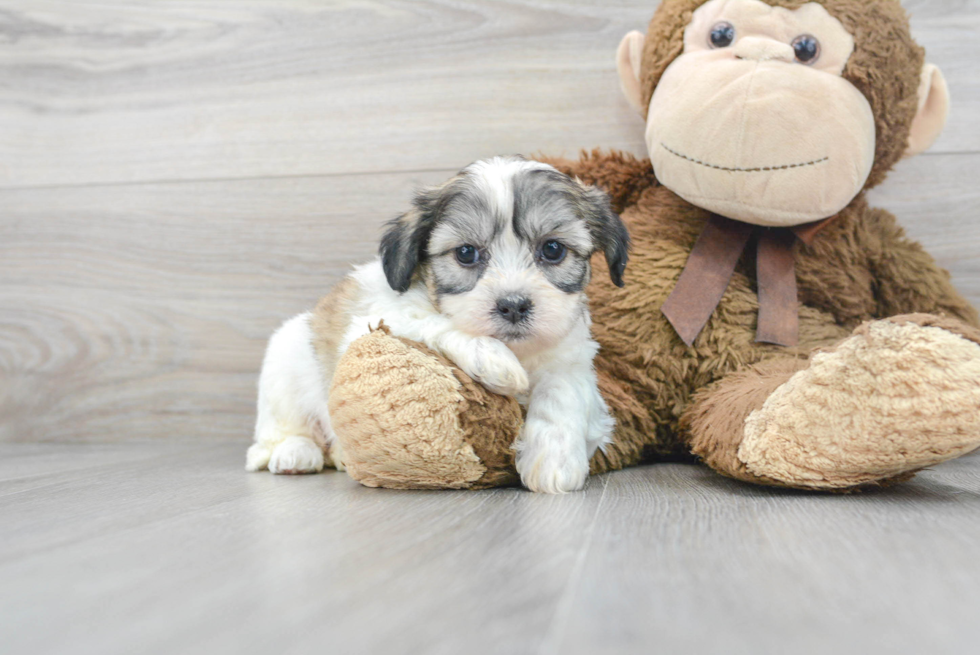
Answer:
[{"left": 496, "top": 296, "right": 533, "bottom": 325}]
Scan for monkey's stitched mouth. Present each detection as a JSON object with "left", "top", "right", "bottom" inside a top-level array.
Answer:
[{"left": 661, "top": 143, "right": 828, "bottom": 172}]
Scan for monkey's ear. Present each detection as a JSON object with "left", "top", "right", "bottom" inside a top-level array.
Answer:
[
  {"left": 617, "top": 30, "right": 646, "bottom": 115},
  {"left": 379, "top": 188, "right": 442, "bottom": 292},
  {"left": 580, "top": 185, "right": 631, "bottom": 288},
  {"left": 906, "top": 63, "right": 950, "bottom": 158}
]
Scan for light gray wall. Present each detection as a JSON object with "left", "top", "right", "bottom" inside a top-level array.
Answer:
[{"left": 1, "top": 0, "right": 977, "bottom": 442}]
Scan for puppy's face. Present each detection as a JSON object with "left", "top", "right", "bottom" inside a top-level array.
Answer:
[{"left": 380, "top": 157, "right": 629, "bottom": 350}]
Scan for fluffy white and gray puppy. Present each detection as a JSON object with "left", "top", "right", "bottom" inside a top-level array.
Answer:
[{"left": 246, "top": 156, "right": 630, "bottom": 493}]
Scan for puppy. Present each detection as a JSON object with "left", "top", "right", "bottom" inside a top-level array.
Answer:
[{"left": 246, "top": 156, "right": 630, "bottom": 493}]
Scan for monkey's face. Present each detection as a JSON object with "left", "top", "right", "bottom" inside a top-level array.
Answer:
[{"left": 646, "top": 0, "right": 875, "bottom": 227}]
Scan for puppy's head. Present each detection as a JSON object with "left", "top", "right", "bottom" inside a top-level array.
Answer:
[{"left": 380, "top": 156, "right": 629, "bottom": 351}]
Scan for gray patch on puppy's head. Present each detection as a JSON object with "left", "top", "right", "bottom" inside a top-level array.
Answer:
[
  {"left": 399, "top": 156, "right": 622, "bottom": 350},
  {"left": 379, "top": 172, "right": 492, "bottom": 293},
  {"left": 512, "top": 167, "right": 630, "bottom": 291},
  {"left": 420, "top": 172, "right": 500, "bottom": 302}
]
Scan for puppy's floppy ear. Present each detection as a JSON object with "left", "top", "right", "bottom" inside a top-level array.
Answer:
[
  {"left": 379, "top": 185, "right": 446, "bottom": 292},
  {"left": 578, "top": 184, "right": 630, "bottom": 287}
]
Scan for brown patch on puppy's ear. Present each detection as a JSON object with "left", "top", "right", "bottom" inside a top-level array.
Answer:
[
  {"left": 310, "top": 276, "right": 359, "bottom": 380},
  {"left": 579, "top": 184, "right": 630, "bottom": 287}
]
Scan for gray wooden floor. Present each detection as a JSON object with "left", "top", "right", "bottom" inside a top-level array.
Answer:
[
  {"left": 2, "top": 441, "right": 980, "bottom": 655},
  {"left": 2, "top": 1, "right": 980, "bottom": 653}
]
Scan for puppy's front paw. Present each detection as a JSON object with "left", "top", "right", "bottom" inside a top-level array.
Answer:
[
  {"left": 515, "top": 425, "right": 589, "bottom": 494},
  {"left": 462, "top": 337, "right": 529, "bottom": 397},
  {"left": 245, "top": 443, "right": 272, "bottom": 471},
  {"left": 268, "top": 436, "right": 325, "bottom": 475}
]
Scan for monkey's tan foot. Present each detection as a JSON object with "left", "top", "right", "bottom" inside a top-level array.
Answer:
[
  {"left": 738, "top": 316, "right": 980, "bottom": 489},
  {"left": 324, "top": 439, "right": 346, "bottom": 471},
  {"left": 328, "top": 329, "right": 522, "bottom": 490}
]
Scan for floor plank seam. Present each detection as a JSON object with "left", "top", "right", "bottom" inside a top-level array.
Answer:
[
  {"left": 1, "top": 151, "right": 976, "bottom": 194},
  {"left": 0, "top": 475, "right": 252, "bottom": 567},
  {"left": 536, "top": 475, "right": 610, "bottom": 655},
  {"left": 0, "top": 443, "right": 233, "bottom": 499},
  {"left": 0, "top": 167, "right": 464, "bottom": 193}
]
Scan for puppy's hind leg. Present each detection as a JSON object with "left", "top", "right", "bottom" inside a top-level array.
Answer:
[{"left": 247, "top": 312, "right": 333, "bottom": 475}]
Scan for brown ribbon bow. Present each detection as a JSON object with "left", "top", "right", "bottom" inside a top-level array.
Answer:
[{"left": 661, "top": 214, "right": 827, "bottom": 348}]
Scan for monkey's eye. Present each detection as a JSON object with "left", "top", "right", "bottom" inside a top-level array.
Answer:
[
  {"left": 709, "top": 22, "right": 735, "bottom": 48},
  {"left": 540, "top": 240, "right": 567, "bottom": 264},
  {"left": 792, "top": 34, "right": 820, "bottom": 63},
  {"left": 454, "top": 244, "right": 480, "bottom": 266}
]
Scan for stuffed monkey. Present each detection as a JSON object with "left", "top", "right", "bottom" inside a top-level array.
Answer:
[{"left": 327, "top": 0, "right": 980, "bottom": 492}]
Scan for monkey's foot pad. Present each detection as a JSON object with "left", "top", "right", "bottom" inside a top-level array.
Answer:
[{"left": 739, "top": 317, "right": 980, "bottom": 489}]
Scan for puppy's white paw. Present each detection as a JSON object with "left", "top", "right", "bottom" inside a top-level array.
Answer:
[
  {"left": 245, "top": 443, "right": 272, "bottom": 471},
  {"left": 268, "top": 436, "right": 325, "bottom": 475},
  {"left": 516, "top": 426, "right": 589, "bottom": 494},
  {"left": 461, "top": 336, "right": 529, "bottom": 397}
]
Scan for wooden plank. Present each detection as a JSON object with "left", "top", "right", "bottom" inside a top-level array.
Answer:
[
  {"left": 867, "top": 151, "right": 980, "bottom": 302},
  {"left": 549, "top": 455, "right": 980, "bottom": 654},
  {"left": 904, "top": 0, "right": 980, "bottom": 157},
  {"left": 0, "top": 440, "right": 205, "bottom": 483},
  {"left": 0, "top": 441, "right": 609, "bottom": 655},
  {"left": 0, "top": 441, "right": 232, "bottom": 503},
  {"left": 1, "top": 153, "right": 978, "bottom": 443},
  {"left": 0, "top": 441, "right": 978, "bottom": 655},
  {"left": 0, "top": 169, "right": 454, "bottom": 442},
  {"left": 0, "top": 0, "right": 976, "bottom": 189}
]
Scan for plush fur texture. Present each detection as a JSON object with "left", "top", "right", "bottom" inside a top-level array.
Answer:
[
  {"left": 739, "top": 318, "right": 980, "bottom": 488},
  {"left": 329, "top": 328, "right": 522, "bottom": 490},
  {"left": 322, "top": 0, "right": 980, "bottom": 492},
  {"left": 549, "top": 150, "right": 979, "bottom": 473},
  {"left": 334, "top": 145, "right": 980, "bottom": 490}
]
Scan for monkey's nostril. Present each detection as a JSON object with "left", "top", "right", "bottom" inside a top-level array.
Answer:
[{"left": 496, "top": 296, "right": 533, "bottom": 324}]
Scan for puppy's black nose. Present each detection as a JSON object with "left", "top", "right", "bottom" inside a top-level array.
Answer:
[{"left": 496, "top": 296, "right": 533, "bottom": 324}]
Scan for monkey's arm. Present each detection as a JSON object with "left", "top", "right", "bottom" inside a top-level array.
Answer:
[
  {"left": 536, "top": 149, "right": 658, "bottom": 214},
  {"left": 863, "top": 205, "right": 979, "bottom": 326}
]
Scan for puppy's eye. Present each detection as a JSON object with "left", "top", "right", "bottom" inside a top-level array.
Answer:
[
  {"left": 540, "top": 240, "right": 567, "bottom": 264},
  {"left": 791, "top": 34, "right": 820, "bottom": 63},
  {"left": 454, "top": 244, "right": 480, "bottom": 266},
  {"left": 709, "top": 22, "right": 735, "bottom": 48}
]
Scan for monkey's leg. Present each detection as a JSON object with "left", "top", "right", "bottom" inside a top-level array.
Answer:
[
  {"left": 685, "top": 315, "right": 980, "bottom": 490},
  {"left": 327, "top": 329, "right": 648, "bottom": 489},
  {"left": 328, "top": 329, "right": 522, "bottom": 490}
]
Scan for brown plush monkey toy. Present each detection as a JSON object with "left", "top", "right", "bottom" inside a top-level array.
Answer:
[{"left": 327, "top": 0, "right": 980, "bottom": 492}]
